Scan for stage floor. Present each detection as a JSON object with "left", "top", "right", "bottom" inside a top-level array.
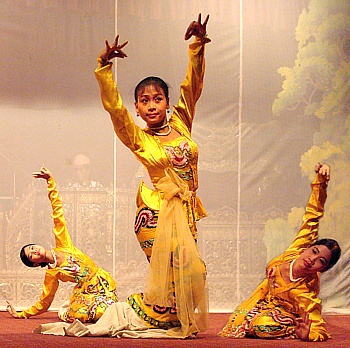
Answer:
[{"left": 1, "top": 311, "right": 350, "bottom": 347}]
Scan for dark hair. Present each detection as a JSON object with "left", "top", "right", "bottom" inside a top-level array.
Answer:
[
  {"left": 134, "top": 76, "right": 169, "bottom": 102},
  {"left": 314, "top": 238, "right": 341, "bottom": 271},
  {"left": 20, "top": 244, "right": 47, "bottom": 268}
]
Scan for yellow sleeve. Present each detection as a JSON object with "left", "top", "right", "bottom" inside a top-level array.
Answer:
[
  {"left": 94, "top": 62, "right": 171, "bottom": 171},
  {"left": 296, "top": 289, "right": 330, "bottom": 341},
  {"left": 17, "top": 270, "right": 59, "bottom": 319},
  {"left": 172, "top": 36, "right": 211, "bottom": 134},
  {"left": 94, "top": 62, "right": 143, "bottom": 151},
  {"left": 287, "top": 175, "right": 328, "bottom": 252},
  {"left": 47, "top": 176, "right": 73, "bottom": 249}
]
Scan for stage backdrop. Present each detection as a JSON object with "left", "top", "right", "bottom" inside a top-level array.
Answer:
[{"left": 0, "top": 0, "right": 349, "bottom": 313}]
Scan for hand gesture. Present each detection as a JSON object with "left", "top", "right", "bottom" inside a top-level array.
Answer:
[
  {"left": 314, "top": 162, "right": 330, "bottom": 182},
  {"left": 98, "top": 35, "right": 128, "bottom": 63},
  {"left": 32, "top": 166, "right": 51, "bottom": 181},
  {"left": 6, "top": 301, "right": 19, "bottom": 318},
  {"left": 184, "top": 13, "right": 209, "bottom": 41},
  {"left": 295, "top": 310, "right": 311, "bottom": 341}
]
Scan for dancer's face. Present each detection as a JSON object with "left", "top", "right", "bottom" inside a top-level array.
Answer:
[
  {"left": 134, "top": 84, "right": 169, "bottom": 128},
  {"left": 295, "top": 244, "right": 332, "bottom": 275},
  {"left": 24, "top": 244, "right": 47, "bottom": 266}
]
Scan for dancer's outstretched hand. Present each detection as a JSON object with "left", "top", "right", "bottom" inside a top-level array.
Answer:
[
  {"left": 295, "top": 310, "right": 311, "bottom": 341},
  {"left": 99, "top": 35, "right": 128, "bottom": 63},
  {"left": 6, "top": 300, "right": 19, "bottom": 318},
  {"left": 314, "top": 162, "right": 330, "bottom": 182},
  {"left": 184, "top": 13, "right": 209, "bottom": 40},
  {"left": 32, "top": 166, "right": 51, "bottom": 181}
]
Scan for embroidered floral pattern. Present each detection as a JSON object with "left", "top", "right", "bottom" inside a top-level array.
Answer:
[
  {"left": 62, "top": 255, "right": 90, "bottom": 286},
  {"left": 134, "top": 207, "right": 158, "bottom": 235},
  {"left": 59, "top": 275, "right": 118, "bottom": 323},
  {"left": 224, "top": 299, "right": 297, "bottom": 339},
  {"left": 140, "top": 238, "right": 154, "bottom": 250},
  {"left": 126, "top": 294, "right": 180, "bottom": 330},
  {"left": 164, "top": 140, "right": 192, "bottom": 168}
]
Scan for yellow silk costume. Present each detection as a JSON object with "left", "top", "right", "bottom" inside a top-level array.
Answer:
[
  {"left": 95, "top": 36, "right": 210, "bottom": 337},
  {"left": 18, "top": 176, "right": 118, "bottom": 323},
  {"left": 219, "top": 176, "right": 330, "bottom": 341}
]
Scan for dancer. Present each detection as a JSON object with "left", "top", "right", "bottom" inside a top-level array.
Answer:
[
  {"left": 6, "top": 166, "right": 118, "bottom": 323},
  {"left": 219, "top": 162, "right": 341, "bottom": 341},
  {"left": 95, "top": 14, "right": 210, "bottom": 337}
]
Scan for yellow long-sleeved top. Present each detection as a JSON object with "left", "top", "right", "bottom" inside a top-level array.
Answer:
[
  {"left": 18, "top": 176, "right": 117, "bottom": 319},
  {"left": 220, "top": 175, "right": 330, "bottom": 341},
  {"left": 94, "top": 37, "right": 210, "bottom": 225}
]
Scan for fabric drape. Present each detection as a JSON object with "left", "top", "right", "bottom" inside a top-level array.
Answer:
[{"left": 144, "top": 168, "right": 208, "bottom": 337}]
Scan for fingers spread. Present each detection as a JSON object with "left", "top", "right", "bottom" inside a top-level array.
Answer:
[
  {"left": 119, "top": 40, "right": 128, "bottom": 49},
  {"left": 113, "top": 35, "right": 120, "bottom": 46}
]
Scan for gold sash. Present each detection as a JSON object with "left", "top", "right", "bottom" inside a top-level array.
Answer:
[{"left": 143, "top": 168, "right": 208, "bottom": 338}]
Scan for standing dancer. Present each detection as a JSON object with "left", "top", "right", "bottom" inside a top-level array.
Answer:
[{"left": 95, "top": 14, "right": 210, "bottom": 337}]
